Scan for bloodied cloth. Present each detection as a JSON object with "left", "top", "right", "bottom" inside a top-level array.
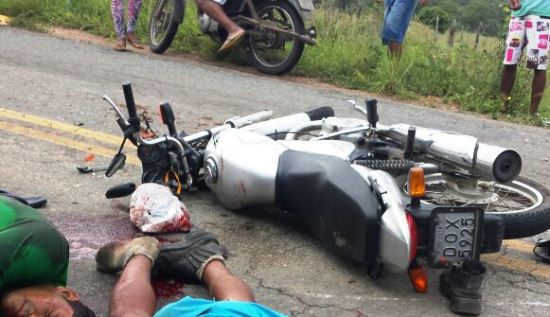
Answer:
[{"left": 0, "top": 197, "right": 69, "bottom": 291}]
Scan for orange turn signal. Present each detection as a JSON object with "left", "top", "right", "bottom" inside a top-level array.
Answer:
[
  {"left": 408, "top": 166, "right": 426, "bottom": 198},
  {"left": 408, "top": 263, "right": 428, "bottom": 293}
]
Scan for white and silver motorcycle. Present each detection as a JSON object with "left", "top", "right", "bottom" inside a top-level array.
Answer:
[{"left": 103, "top": 82, "right": 550, "bottom": 289}]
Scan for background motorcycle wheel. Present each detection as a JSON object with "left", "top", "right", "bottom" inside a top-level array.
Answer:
[
  {"left": 397, "top": 174, "right": 550, "bottom": 239},
  {"left": 246, "top": 0, "right": 305, "bottom": 75},
  {"left": 149, "top": 0, "right": 182, "bottom": 54}
]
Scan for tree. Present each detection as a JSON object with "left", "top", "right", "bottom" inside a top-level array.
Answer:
[{"left": 419, "top": 7, "right": 451, "bottom": 33}]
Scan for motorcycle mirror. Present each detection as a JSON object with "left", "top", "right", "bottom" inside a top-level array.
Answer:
[{"left": 105, "top": 153, "right": 126, "bottom": 177}]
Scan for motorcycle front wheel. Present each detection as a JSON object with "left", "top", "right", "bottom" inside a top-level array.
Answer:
[
  {"left": 396, "top": 174, "right": 550, "bottom": 239},
  {"left": 149, "top": 0, "right": 182, "bottom": 54},
  {"left": 246, "top": 0, "right": 305, "bottom": 75}
]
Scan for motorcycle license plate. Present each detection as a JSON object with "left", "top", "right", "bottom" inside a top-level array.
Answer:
[{"left": 428, "top": 207, "right": 483, "bottom": 268}]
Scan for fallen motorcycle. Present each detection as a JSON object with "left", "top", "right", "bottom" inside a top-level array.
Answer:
[
  {"left": 148, "top": 0, "right": 316, "bottom": 75},
  {"left": 102, "top": 82, "right": 550, "bottom": 290}
]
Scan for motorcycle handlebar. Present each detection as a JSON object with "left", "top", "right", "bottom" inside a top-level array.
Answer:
[{"left": 122, "top": 81, "right": 140, "bottom": 131}]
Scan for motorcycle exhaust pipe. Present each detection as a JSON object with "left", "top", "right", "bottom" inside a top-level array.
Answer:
[{"left": 381, "top": 124, "right": 522, "bottom": 183}]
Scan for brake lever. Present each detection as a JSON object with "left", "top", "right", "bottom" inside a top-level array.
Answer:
[{"left": 103, "top": 95, "right": 129, "bottom": 125}]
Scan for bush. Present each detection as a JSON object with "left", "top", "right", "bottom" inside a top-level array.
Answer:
[{"left": 418, "top": 7, "right": 451, "bottom": 33}]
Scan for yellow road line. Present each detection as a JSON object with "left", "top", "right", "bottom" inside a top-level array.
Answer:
[
  {"left": 502, "top": 239, "right": 536, "bottom": 253},
  {"left": 0, "top": 111, "right": 549, "bottom": 280},
  {"left": 482, "top": 253, "right": 550, "bottom": 279},
  {"left": 0, "top": 107, "right": 132, "bottom": 147},
  {"left": 0, "top": 120, "right": 140, "bottom": 166}
]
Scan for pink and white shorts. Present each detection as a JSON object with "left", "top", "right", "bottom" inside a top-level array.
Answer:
[{"left": 503, "top": 15, "right": 550, "bottom": 70}]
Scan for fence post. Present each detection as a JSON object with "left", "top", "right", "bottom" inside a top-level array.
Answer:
[
  {"left": 448, "top": 19, "right": 457, "bottom": 47},
  {"left": 474, "top": 22, "right": 482, "bottom": 50}
]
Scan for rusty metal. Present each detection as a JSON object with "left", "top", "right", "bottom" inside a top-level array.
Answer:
[{"left": 234, "top": 15, "right": 317, "bottom": 45}]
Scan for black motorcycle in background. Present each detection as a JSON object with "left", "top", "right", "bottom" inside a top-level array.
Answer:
[{"left": 148, "top": 0, "right": 317, "bottom": 75}]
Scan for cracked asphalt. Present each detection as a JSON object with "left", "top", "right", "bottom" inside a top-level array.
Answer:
[{"left": 1, "top": 26, "right": 550, "bottom": 316}]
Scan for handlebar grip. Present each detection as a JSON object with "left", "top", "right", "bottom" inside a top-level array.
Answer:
[
  {"left": 159, "top": 102, "right": 177, "bottom": 137},
  {"left": 105, "top": 182, "right": 136, "bottom": 199},
  {"left": 122, "top": 81, "right": 140, "bottom": 130},
  {"left": 366, "top": 99, "right": 378, "bottom": 128},
  {"left": 306, "top": 106, "right": 334, "bottom": 121}
]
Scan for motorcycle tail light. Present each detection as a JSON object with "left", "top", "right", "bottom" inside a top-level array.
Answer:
[
  {"left": 407, "top": 166, "right": 426, "bottom": 198},
  {"left": 406, "top": 211, "right": 418, "bottom": 262}
]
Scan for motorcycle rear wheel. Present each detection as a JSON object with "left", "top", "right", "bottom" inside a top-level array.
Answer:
[
  {"left": 397, "top": 174, "right": 550, "bottom": 239},
  {"left": 246, "top": 0, "right": 305, "bottom": 75},
  {"left": 149, "top": 0, "right": 182, "bottom": 54}
]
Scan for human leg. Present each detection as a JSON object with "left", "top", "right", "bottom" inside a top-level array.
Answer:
[
  {"left": 111, "top": 0, "right": 127, "bottom": 51},
  {"left": 126, "top": 0, "right": 144, "bottom": 48},
  {"left": 500, "top": 64, "right": 518, "bottom": 113},
  {"left": 195, "top": 0, "right": 245, "bottom": 53},
  {"left": 202, "top": 260, "right": 254, "bottom": 301},
  {"left": 501, "top": 16, "right": 527, "bottom": 112},
  {"left": 531, "top": 69, "right": 547, "bottom": 115},
  {"left": 525, "top": 16, "right": 549, "bottom": 115},
  {"left": 381, "top": 0, "right": 417, "bottom": 57}
]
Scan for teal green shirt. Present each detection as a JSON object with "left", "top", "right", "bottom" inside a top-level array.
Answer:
[
  {"left": 0, "top": 197, "right": 69, "bottom": 291},
  {"left": 512, "top": 0, "right": 550, "bottom": 17}
]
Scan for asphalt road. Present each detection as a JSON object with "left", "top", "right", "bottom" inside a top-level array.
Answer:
[{"left": 1, "top": 26, "right": 550, "bottom": 316}]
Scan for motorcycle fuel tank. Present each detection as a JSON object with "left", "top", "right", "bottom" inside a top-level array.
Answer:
[{"left": 204, "top": 129, "right": 287, "bottom": 210}]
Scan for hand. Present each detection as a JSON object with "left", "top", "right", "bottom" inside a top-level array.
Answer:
[
  {"left": 509, "top": 0, "right": 521, "bottom": 10},
  {"left": 418, "top": 0, "right": 429, "bottom": 6}
]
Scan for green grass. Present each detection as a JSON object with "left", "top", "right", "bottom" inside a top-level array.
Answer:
[{"left": 1, "top": 0, "right": 548, "bottom": 125}]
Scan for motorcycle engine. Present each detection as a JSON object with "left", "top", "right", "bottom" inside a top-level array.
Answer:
[{"left": 198, "top": 14, "right": 220, "bottom": 38}]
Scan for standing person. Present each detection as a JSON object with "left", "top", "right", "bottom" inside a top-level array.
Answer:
[
  {"left": 96, "top": 229, "right": 287, "bottom": 317},
  {"left": 500, "top": 0, "right": 550, "bottom": 116},
  {"left": 195, "top": 0, "right": 246, "bottom": 53},
  {"left": 111, "top": 0, "right": 145, "bottom": 51},
  {"left": 381, "top": 0, "right": 429, "bottom": 57},
  {"left": 0, "top": 197, "right": 96, "bottom": 317}
]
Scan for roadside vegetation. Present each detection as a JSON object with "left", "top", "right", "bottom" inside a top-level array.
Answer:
[{"left": 1, "top": 0, "right": 548, "bottom": 125}]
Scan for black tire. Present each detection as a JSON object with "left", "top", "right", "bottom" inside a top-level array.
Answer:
[
  {"left": 396, "top": 174, "right": 550, "bottom": 239},
  {"left": 149, "top": 0, "right": 182, "bottom": 54},
  {"left": 246, "top": 0, "right": 305, "bottom": 75},
  {"left": 490, "top": 177, "right": 550, "bottom": 239}
]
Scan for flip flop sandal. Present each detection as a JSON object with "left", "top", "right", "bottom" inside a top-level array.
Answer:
[
  {"left": 218, "top": 29, "right": 246, "bottom": 54},
  {"left": 533, "top": 239, "right": 550, "bottom": 264},
  {"left": 0, "top": 189, "right": 47, "bottom": 208}
]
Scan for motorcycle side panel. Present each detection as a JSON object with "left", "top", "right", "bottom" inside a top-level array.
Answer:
[{"left": 275, "top": 150, "right": 381, "bottom": 265}]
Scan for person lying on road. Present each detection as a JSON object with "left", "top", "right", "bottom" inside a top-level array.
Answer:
[
  {"left": 96, "top": 229, "right": 287, "bottom": 317},
  {"left": 0, "top": 196, "right": 96, "bottom": 317}
]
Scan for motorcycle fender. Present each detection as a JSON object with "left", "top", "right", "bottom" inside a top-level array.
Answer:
[
  {"left": 171, "top": 0, "right": 185, "bottom": 24},
  {"left": 275, "top": 150, "right": 381, "bottom": 265}
]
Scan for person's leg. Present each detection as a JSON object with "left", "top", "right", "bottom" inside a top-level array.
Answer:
[
  {"left": 501, "top": 16, "right": 526, "bottom": 112},
  {"left": 195, "top": 0, "right": 241, "bottom": 34},
  {"left": 126, "top": 0, "right": 144, "bottom": 48},
  {"left": 111, "top": 0, "right": 126, "bottom": 50},
  {"left": 531, "top": 69, "right": 546, "bottom": 115},
  {"left": 527, "top": 17, "right": 550, "bottom": 115},
  {"left": 195, "top": 0, "right": 245, "bottom": 53},
  {"left": 201, "top": 260, "right": 254, "bottom": 301},
  {"left": 109, "top": 256, "right": 156, "bottom": 317},
  {"left": 500, "top": 64, "right": 518, "bottom": 113},
  {"left": 381, "top": 0, "right": 416, "bottom": 58}
]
